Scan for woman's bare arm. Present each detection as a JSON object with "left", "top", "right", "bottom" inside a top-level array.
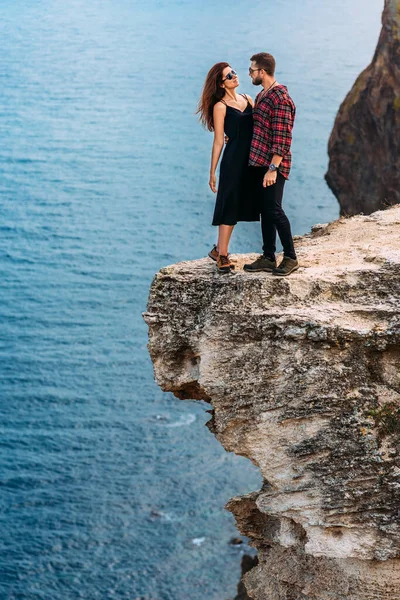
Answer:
[{"left": 209, "top": 102, "right": 226, "bottom": 193}]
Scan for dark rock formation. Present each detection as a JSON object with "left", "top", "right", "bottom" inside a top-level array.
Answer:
[
  {"left": 144, "top": 207, "right": 400, "bottom": 599},
  {"left": 234, "top": 555, "right": 259, "bottom": 600},
  {"left": 326, "top": 0, "right": 400, "bottom": 216}
]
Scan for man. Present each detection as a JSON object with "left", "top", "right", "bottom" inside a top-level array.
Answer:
[{"left": 244, "top": 52, "right": 298, "bottom": 276}]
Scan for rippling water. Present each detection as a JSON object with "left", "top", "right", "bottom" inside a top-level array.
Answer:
[{"left": 0, "top": 1, "right": 382, "bottom": 599}]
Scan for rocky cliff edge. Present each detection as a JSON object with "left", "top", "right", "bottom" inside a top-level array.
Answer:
[
  {"left": 326, "top": 0, "right": 400, "bottom": 215},
  {"left": 144, "top": 207, "right": 400, "bottom": 600}
]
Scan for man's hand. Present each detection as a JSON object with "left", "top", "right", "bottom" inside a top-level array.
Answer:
[
  {"left": 209, "top": 174, "right": 217, "bottom": 193},
  {"left": 263, "top": 170, "right": 277, "bottom": 188}
]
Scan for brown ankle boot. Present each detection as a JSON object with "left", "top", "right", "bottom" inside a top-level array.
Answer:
[
  {"left": 208, "top": 245, "right": 234, "bottom": 264},
  {"left": 208, "top": 245, "right": 219, "bottom": 261},
  {"left": 217, "top": 254, "right": 234, "bottom": 273}
]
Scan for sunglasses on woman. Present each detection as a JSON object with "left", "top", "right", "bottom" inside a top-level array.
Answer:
[{"left": 222, "top": 69, "right": 237, "bottom": 81}]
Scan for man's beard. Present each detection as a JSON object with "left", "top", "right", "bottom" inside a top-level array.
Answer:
[{"left": 252, "top": 75, "right": 262, "bottom": 86}]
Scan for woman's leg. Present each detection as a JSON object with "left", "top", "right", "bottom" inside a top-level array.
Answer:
[{"left": 217, "top": 224, "right": 234, "bottom": 256}]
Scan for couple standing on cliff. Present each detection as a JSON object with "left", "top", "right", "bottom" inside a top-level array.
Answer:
[{"left": 197, "top": 52, "right": 298, "bottom": 276}]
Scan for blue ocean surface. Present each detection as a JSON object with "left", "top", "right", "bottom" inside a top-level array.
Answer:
[{"left": 0, "top": 1, "right": 382, "bottom": 599}]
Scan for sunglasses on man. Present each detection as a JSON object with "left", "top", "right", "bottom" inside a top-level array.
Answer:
[{"left": 222, "top": 69, "right": 237, "bottom": 81}]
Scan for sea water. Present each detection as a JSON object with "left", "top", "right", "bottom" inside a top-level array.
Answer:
[{"left": 0, "top": 1, "right": 382, "bottom": 598}]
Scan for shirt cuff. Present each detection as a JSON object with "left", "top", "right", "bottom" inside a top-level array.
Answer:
[{"left": 270, "top": 145, "right": 288, "bottom": 157}]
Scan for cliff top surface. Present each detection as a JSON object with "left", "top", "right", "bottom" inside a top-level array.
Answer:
[
  {"left": 159, "top": 205, "right": 400, "bottom": 283},
  {"left": 147, "top": 206, "right": 400, "bottom": 335}
]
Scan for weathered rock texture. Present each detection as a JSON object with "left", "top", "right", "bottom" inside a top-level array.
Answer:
[
  {"left": 144, "top": 206, "right": 400, "bottom": 600},
  {"left": 326, "top": 0, "right": 400, "bottom": 215}
]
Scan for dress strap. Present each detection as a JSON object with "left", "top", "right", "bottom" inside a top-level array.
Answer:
[{"left": 219, "top": 99, "right": 227, "bottom": 106}]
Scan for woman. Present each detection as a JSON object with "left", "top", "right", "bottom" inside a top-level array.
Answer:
[{"left": 197, "top": 63, "right": 260, "bottom": 273}]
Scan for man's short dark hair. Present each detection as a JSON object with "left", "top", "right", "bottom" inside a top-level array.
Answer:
[{"left": 250, "top": 53, "right": 276, "bottom": 76}]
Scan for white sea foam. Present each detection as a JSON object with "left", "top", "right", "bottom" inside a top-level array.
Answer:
[
  {"left": 192, "top": 537, "right": 206, "bottom": 546},
  {"left": 164, "top": 414, "right": 196, "bottom": 428}
]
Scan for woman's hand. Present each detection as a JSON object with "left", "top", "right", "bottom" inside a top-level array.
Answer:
[
  {"left": 209, "top": 174, "right": 217, "bottom": 193},
  {"left": 263, "top": 170, "right": 277, "bottom": 188}
]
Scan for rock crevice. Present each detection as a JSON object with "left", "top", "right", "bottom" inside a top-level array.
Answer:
[{"left": 144, "top": 207, "right": 400, "bottom": 599}]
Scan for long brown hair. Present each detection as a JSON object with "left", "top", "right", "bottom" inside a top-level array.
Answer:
[{"left": 197, "top": 62, "right": 229, "bottom": 132}]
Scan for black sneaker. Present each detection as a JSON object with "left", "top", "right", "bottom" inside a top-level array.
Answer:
[
  {"left": 243, "top": 255, "right": 277, "bottom": 272},
  {"left": 273, "top": 256, "right": 299, "bottom": 276}
]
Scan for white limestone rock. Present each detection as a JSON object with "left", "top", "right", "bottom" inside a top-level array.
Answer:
[{"left": 144, "top": 206, "right": 400, "bottom": 599}]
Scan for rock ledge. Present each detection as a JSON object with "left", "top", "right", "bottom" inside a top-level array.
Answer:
[{"left": 144, "top": 207, "right": 400, "bottom": 600}]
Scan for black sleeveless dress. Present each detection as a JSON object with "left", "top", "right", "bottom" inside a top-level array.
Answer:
[{"left": 212, "top": 95, "right": 260, "bottom": 226}]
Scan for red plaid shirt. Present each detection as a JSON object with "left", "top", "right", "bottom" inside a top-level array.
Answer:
[{"left": 249, "top": 84, "right": 296, "bottom": 179}]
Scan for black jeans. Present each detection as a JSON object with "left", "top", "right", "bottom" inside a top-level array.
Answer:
[{"left": 253, "top": 169, "right": 296, "bottom": 260}]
